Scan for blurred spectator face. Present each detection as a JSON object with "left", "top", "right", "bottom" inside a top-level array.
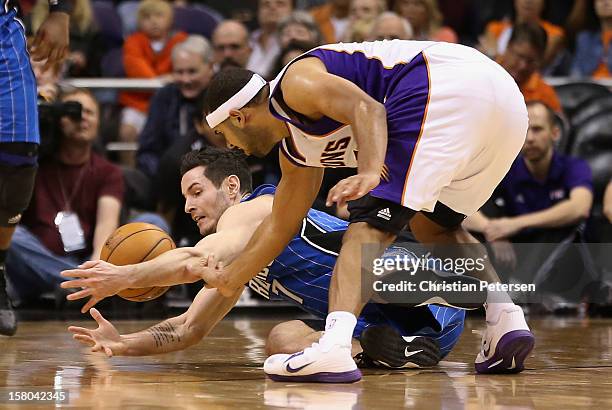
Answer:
[
  {"left": 212, "top": 21, "right": 252, "bottom": 68},
  {"left": 350, "top": 0, "right": 382, "bottom": 22},
  {"left": 523, "top": 103, "right": 559, "bottom": 162},
  {"left": 501, "top": 40, "right": 541, "bottom": 86},
  {"left": 279, "top": 22, "right": 316, "bottom": 48},
  {"left": 258, "top": 0, "right": 293, "bottom": 29},
  {"left": 514, "top": 0, "right": 545, "bottom": 22},
  {"left": 172, "top": 50, "right": 213, "bottom": 99},
  {"left": 139, "top": 9, "right": 173, "bottom": 40},
  {"left": 60, "top": 92, "right": 100, "bottom": 145},
  {"left": 369, "top": 13, "right": 412, "bottom": 40},
  {"left": 395, "top": 0, "right": 428, "bottom": 30},
  {"left": 595, "top": 0, "right": 612, "bottom": 19}
]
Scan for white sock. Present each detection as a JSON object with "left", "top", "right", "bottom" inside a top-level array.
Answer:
[
  {"left": 485, "top": 287, "right": 516, "bottom": 323},
  {"left": 319, "top": 311, "right": 357, "bottom": 349}
]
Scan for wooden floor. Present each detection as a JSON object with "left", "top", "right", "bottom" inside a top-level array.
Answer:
[{"left": 0, "top": 317, "right": 611, "bottom": 409}]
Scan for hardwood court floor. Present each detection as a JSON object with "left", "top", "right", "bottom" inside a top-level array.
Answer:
[{"left": 0, "top": 317, "right": 611, "bottom": 409}]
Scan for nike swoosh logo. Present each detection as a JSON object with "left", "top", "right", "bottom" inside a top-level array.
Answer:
[
  {"left": 284, "top": 351, "right": 312, "bottom": 373},
  {"left": 286, "top": 361, "right": 313, "bottom": 373},
  {"left": 488, "top": 358, "right": 503, "bottom": 368},
  {"left": 405, "top": 348, "right": 423, "bottom": 357}
]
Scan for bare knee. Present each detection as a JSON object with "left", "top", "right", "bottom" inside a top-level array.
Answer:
[{"left": 265, "top": 320, "right": 317, "bottom": 356}]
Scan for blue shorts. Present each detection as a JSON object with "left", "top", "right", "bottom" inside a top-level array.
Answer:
[{"left": 0, "top": 12, "right": 39, "bottom": 144}]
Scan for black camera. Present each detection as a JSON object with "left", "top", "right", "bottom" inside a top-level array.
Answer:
[{"left": 37, "top": 98, "right": 82, "bottom": 158}]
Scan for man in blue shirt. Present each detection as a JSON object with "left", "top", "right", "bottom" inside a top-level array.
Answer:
[
  {"left": 0, "top": 0, "right": 71, "bottom": 335},
  {"left": 464, "top": 101, "right": 593, "bottom": 285}
]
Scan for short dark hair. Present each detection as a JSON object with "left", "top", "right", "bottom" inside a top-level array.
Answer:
[
  {"left": 526, "top": 100, "right": 557, "bottom": 127},
  {"left": 180, "top": 147, "right": 253, "bottom": 193},
  {"left": 508, "top": 22, "right": 548, "bottom": 55},
  {"left": 204, "top": 67, "right": 269, "bottom": 116}
]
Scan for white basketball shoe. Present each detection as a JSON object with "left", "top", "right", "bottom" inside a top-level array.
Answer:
[
  {"left": 264, "top": 342, "right": 362, "bottom": 383},
  {"left": 474, "top": 305, "right": 535, "bottom": 374}
]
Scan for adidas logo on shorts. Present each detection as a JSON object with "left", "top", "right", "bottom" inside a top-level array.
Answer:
[{"left": 377, "top": 208, "right": 392, "bottom": 221}]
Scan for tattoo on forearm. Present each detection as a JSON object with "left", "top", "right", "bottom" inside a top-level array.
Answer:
[{"left": 147, "top": 322, "right": 181, "bottom": 349}]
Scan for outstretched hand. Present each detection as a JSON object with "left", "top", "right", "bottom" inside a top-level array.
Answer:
[
  {"left": 326, "top": 173, "right": 380, "bottom": 208},
  {"left": 68, "top": 308, "right": 126, "bottom": 357},
  {"left": 61, "top": 260, "right": 128, "bottom": 313},
  {"left": 29, "top": 12, "right": 70, "bottom": 71}
]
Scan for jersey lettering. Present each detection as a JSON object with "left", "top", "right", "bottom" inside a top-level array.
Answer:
[
  {"left": 248, "top": 267, "right": 271, "bottom": 299},
  {"left": 320, "top": 137, "right": 352, "bottom": 167},
  {"left": 271, "top": 279, "right": 304, "bottom": 304}
]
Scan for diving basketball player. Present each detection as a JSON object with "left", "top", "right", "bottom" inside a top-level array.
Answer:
[
  {"left": 63, "top": 148, "right": 466, "bottom": 373},
  {"left": 192, "top": 40, "right": 535, "bottom": 381}
]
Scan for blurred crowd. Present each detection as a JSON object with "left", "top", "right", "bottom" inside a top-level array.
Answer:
[{"left": 8, "top": 0, "right": 612, "bottom": 309}]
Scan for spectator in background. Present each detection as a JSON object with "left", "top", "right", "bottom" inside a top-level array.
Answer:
[
  {"left": 499, "top": 22, "right": 562, "bottom": 113},
  {"left": 278, "top": 11, "right": 322, "bottom": 49},
  {"left": 212, "top": 20, "right": 252, "bottom": 70},
  {"left": 271, "top": 39, "right": 318, "bottom": 77},
  {"left": 30, "top": 0, "right": 105, "bottom": 77},
  {"left": 393, "top": 0, "right": 457, "bottom": 42},
  {"left": 344, "top": 0, "right": 386, "bottom": 42},
  {"left": 5, "top": 89, "right": 124, "bottom": 304},
  {"left": 119, "top": 0, "right": 188, "bottom": 165},
  {"left": 572, "top": 0, "right": 612, "bottom": 79},
  {"left": 137, "top": 35, "right": 216, "bottom": 179},
  {"left": 311, "top": 0, "right": 351, "bottom": 43},
  {"left": 247, "top": 0, "right": 293, "bottom": 79},
  {"left": 368, "top": 11, "right": 413, "bottom": 40},
  {"left": 464, "top": 102, "right": 592, "bottom": 263},
  {"left": 481, "top": 0, "right": 564, "bottom": 69}
]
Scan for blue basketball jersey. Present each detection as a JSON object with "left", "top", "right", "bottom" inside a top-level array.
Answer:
[{"left": 0, "top": 2, "right": 39, "bottom": 144}]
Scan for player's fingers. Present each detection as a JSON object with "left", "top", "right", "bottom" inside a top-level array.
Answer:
[
  {"left": 89, "top": 308, "right": 111, "bottom": 327},
  {"left": 61, "top": 269, "right": 92, "bottom": 278},
  {"left": 81, "top": 297, "right": 101, "bottom": 314},
  {"left": 79, "top": 260, "right": 100, "bottom": 269},
  {"left": 60, "top": 279, "right": 91, "bottom": 290},
  {"left": 103, "top": 346, "right": 113, "bottom": 357},
  {"left": 206, "top": 254, "right": 217, "bottom": 268},
  {"left": 44, "top": 46, "right": 62, "bottom": 71},
  {"left": 73, "top": 334, "right": 95, "bottom": 346},
  {"left": 91, "top": 343, "right": 103, "bottom": 353},
  {"left": 68, "top": 326, "right": 92, "bottom": 336},
  {"left": 66, "top": 288, "right": 92, "bottom": 301},
  {"left": 29, "top": 32, "right": 45, "bottom": 59}
]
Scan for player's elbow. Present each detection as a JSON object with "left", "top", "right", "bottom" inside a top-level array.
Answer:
[{"left": 356, "top": 99, "right": 385, "bottom": 121}]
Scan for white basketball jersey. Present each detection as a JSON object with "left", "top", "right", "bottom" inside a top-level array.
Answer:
[{"left": 268, "top": 40, "right": 437, "bottom": 168}]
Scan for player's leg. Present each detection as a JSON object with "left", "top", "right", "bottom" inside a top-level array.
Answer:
[
  {"left": 264, "top": 197, "right": 413, "bottom": 382},
  {"left": 0, "top": 18, "right": 40, "bottom": 335},
  {"left": 405, "top": 52, "right": 534, "bottom": 373},
  {"left": 265, "top": 320, "right": 361, "bottom": 357},
  {"left": 0, "top": 152, "right": 38, "bottom": 336}
]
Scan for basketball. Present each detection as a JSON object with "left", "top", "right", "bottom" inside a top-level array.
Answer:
[{"left": 100, "top": 222, "right": 175, "bottom": 302}]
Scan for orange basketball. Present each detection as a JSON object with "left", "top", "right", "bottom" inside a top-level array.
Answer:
[{"left": 100, "top": 222, "right": 175, "bottom": 302}]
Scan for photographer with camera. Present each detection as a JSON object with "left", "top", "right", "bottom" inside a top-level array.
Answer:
[
  {"left": 4, "top": 89, "right": 124, "bottom": 313},
  {"left": 0, "top": 0, "right": 72, "bottom": 335}
]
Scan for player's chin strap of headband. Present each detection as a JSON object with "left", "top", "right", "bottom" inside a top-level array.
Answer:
[{"left": 205, "top": 73, "right": 268, "bottom": 128}]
